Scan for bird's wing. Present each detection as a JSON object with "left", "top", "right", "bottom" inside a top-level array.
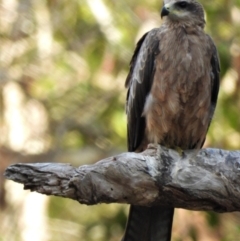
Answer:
[
  {"left": 125, "top": 29, "right": 160, "bottom": 152},
  {"left": 208, "top": 35, "right": 220, "bottom": 107},
  {"left": 124, "top": 29, "right": 174, "bottom": 241}
]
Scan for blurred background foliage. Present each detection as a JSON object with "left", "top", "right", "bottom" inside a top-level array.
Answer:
[{"left": 0, "top": 0, "right": 240, "bottom": 240}]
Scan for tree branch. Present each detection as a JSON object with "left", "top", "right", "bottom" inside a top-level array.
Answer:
[{"left": 4, "top": 145, "right": 240, "bottom": 212}]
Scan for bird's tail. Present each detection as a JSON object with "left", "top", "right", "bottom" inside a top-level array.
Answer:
[{"left": 121, "top": 205, "right": 174, "bottom": 241}]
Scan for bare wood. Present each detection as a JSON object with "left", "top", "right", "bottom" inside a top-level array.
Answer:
[{"left": 4, "top": 145, "right": 240, "bottom": 212}]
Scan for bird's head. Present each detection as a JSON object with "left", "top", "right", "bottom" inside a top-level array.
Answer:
[{"left": 161, "top": 0, "right": 205, "bottom": 27}]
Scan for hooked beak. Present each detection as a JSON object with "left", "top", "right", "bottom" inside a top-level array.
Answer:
[{"left": 161, "top": 6, "right": 170, "bottom": 18}]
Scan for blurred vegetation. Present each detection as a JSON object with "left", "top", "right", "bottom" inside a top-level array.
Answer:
[{"left": 1, "top": 0, "right": 240, "bottom": 240}]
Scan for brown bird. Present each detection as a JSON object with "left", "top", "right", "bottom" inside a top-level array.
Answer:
[{"left": 122, "top": 0, "right": 220, "bottom": 241}]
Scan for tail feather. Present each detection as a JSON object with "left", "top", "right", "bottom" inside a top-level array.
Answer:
[{"left": 122, "top": 205, "right": 174, "bottom": 241}]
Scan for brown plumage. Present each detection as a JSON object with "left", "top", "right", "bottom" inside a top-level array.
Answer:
[{"left": 123, "top": 0, "right": 220, "bottom": 241}]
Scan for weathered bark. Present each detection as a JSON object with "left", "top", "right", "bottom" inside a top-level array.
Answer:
[
  {"left": 0, "top": 146, "right": 57, "bottom": 208},
  {"left": 4, "top": 145, "right": 240, "bottom": 212}
]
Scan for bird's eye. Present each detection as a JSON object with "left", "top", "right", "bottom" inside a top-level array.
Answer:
[{"left": 178, "top": 1, "right": 188, "bottom": 8}]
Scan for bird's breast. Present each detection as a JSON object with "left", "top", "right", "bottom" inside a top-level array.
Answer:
[{"left": 143, "top": 29, "right": 212, "bottom": 149}]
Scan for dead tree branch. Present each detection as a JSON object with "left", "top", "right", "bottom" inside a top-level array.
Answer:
[{"left": 4, "top": 145, "right": 240, "bottom": 212}]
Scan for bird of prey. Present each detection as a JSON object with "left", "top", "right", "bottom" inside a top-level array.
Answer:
[{"left": 122, "top": 0, "right": 220, "bottom": 241}]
